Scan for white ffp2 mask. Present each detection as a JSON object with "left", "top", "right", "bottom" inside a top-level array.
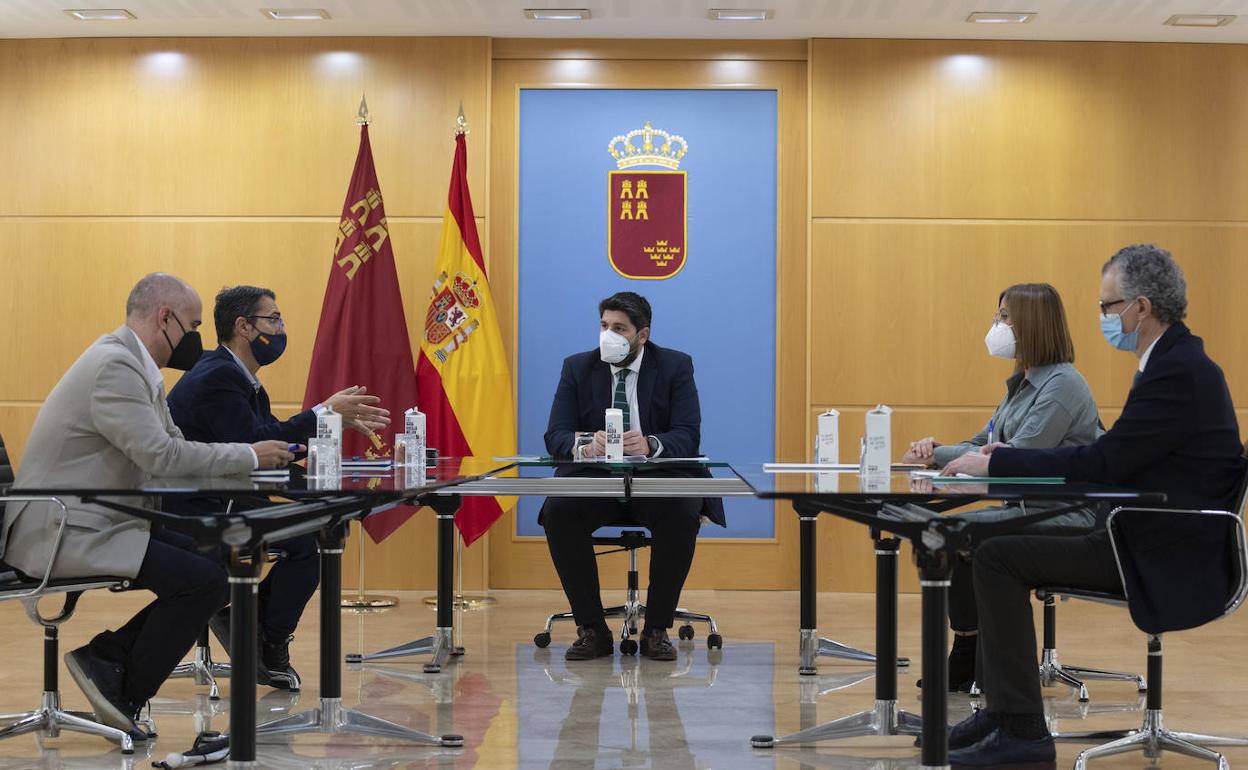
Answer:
[
  {"left": 599, "top": 329, "right": 632, "bottom": 364},
  {"left": 984, "top": 321, "right": 1016, "bottom": 360}
]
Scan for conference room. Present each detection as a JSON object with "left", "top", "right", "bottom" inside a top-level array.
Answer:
[{"left": 3, "top": 2, "right": 1248, "bottom": 768}]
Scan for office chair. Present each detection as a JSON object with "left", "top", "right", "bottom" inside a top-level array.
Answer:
[
  {"left": 1071, "top": 485, "right": 1248, "bottom": 768},
  {"left": 533, "top": 527, "right": 721, "bottom": 654}
]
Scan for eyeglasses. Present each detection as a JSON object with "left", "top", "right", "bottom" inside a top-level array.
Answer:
[
  {"left": 1099, "top": 298, "right": 1130, "bottom": 318},
  {"left": 248, "top": 314, "right": 285, "bottom": 330}
]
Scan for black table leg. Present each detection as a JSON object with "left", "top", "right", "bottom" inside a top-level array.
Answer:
[
  {"left": 754, "top": 533, "right": 920, "bottom": 748},
  {"left": 227, "top": 544, "right": 263, "bottom": 767},
  {"left": 346, "top": 495, "right": 463, "bottom": 671},
  {"left": 919, "top": 564, "right": 952, "bottom": 769},
  {"left": 257, "top": 517, "right": 462, "bottom": 747},
  {"left": 797, "top": 510, "right": 904, "bottom": 675}
]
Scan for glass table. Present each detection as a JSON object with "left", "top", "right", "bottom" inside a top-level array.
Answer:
[
  {"left": 7, "top": 456, "right": 508, "bottom": 766},
  {"left": 731, "top": 464, "right": 1165, "bottom": 769}
]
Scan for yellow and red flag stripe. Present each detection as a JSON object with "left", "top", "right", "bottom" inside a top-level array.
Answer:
[{"left": 415, "top": 130, "right": 516, "bottom": 544}]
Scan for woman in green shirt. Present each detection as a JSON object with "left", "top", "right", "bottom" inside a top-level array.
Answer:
[{"left": 902, "top": 283, "right": 1101, "bottom": 691}]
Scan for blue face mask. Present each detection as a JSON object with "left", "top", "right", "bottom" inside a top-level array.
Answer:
[{"left": 1100, "top": 309, "right": 1138, "bottom": 352}]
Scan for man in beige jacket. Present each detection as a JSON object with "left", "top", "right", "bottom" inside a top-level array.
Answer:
[{"left": 0, "top": 273, "right": 294, "bottom": 740}]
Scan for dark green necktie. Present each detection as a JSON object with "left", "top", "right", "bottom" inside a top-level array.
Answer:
[{"left": 613, "top": 369, "right": 631, "bottom": 431}]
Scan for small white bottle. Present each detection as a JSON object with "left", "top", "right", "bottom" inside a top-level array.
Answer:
[
  {"left": 316, "top": 405, "right": 343, "bottom": 457},
  {"left": 400, "top": 407, "right": 427, "bottom": 468},
  {"left": 604, "top": 408, "right": 624, "bottom": 462}
]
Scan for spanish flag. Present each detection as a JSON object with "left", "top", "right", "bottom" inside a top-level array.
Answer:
[{"left": 416, "top": 125, "right": 516, "bottom": 544}]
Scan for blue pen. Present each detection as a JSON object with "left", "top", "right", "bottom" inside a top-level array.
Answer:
[
  {"left": 987, "top": 418, "right": 995, "bottom": 445},
  {"left": 288, "top": 443, "right": 302, "bottom": 452}
]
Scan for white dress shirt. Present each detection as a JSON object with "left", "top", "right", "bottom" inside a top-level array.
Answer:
[
  {"left": 608, "top": 347, "right": 663, "bottom": 457},
  {"left": 1138, "top": 335, "right": 1162, "bottom": 373}
]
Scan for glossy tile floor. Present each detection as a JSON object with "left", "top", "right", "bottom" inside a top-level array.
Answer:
[{"left": 0, "top": 588, "right": 1245, "bottom": 768}]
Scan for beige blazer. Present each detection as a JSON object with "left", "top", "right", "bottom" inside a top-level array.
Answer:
[{"left": 1, "top": 327, "right": 254, "bottom": 578}]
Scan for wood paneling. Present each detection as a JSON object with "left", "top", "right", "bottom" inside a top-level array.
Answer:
[
  {"left": 487, "top": 44, "right": 808, "bottom": 590},
  {"left": 0, "top": 37, "right": 488, "bottom": 217},
  {"left": 810, "top": 39, "right": 1248, "bottom": 220},
  {"left": 492, "top": 38, "right": 807, "bottom": 61}
]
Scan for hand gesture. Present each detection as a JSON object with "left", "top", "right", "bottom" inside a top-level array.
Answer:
[
  {"left": 902, "top": 436, "right": 941, "bottom": 466},
  {"left": 325, "top": 386, "right": 392, "bottom": 435},
  {"left": 252, "top": 440, "right": 296, "bottom": 469},
  {"left": 622, "top": 430, "right": 650, "bottom": 457}
]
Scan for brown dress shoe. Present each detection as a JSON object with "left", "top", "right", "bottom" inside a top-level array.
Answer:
[
  {"left": 566, "top": 625, "right": 614, "bottom": 661},
  {"left": 639, "top": 628, "right": 677, "bottom": 661}
]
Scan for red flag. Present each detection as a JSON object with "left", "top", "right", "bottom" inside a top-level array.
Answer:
[
  {"left": 305, "top": 124, "right": 419, "bottom": 543},
  {"left": 415, "top": 130, "right": 517, "bottom": 545}
]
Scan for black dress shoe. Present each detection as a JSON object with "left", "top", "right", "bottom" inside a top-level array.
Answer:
[
  {"left": 639, "top": 628, "right": 677, "bottom": 661},
  {"left": 948, "top": 709, "right": 997, "bottom": 749},
  {"left": 566, "top": 625, "right": 613, "bottom": 661},
  {"left": 260, "top": 632, "right": 302, "bottom": 691},
  {"left": 948, "top": 726, "right": 1056, "bottom": 767},
  {"left": 64, "top": 645, "right": 144, "bottom": 739}
]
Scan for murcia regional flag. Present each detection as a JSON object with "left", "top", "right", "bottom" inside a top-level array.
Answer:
[
  {"left": 608, "top": 121, "right": 688, "bottom": 280},
  {"left": 415, "top": 122, "right": 517, "bottom": 545}
]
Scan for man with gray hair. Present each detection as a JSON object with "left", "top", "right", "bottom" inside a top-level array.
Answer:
[
  {"left": 942, "top": 245, "right": 1245, "bottom": 765},
  {"left": 1, "top": 272, "right": 296, "bottom": 741}
]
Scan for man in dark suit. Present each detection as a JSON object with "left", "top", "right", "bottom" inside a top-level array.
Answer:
[
  {"left": 167, "top": 285, "right": 390, "bottom": 688},
  {"left": 942, "top": 244, "right": 1246, "bottom": 765},
  {"left": 541, "top": 292, "right": 724, "bottom": 662}
]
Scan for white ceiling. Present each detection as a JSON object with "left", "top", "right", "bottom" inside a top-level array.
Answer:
[{"left": 3, "top": 0, "right": 1248, "bottom": 43}]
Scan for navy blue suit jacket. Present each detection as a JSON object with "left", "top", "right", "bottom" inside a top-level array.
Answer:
[
  {"left": 542, "top": 342, "right": 726, "bottom": 527},
  {"left": 168, "top": 347, "right": 318, "bottom": 446},
  {"left": 991, "top": 323, "right": 1245, "bottom": 512}
]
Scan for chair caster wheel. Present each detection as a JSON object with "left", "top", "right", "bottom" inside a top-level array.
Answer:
[
  {"left": 620, "top": 639, "right": 638, "bottom": 656},
  {"left": 441, "top": 734, "right": 464, "bottom": 747},
  {"left": 533, "top": 632, "right": 551, "bottom": 648},
  {"left": 751, "top": 735, "right": 775, "bottom": 748},
  {"left": 707, "top": 633, "right": 723, "bottom": 649},
  {"left": 678, "top": 624, "right": 695, "bottom": 640}
]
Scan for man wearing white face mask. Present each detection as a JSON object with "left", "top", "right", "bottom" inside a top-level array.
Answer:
[
  {"left": 941, "top": 245, "right": 1245, "bottom": 766},
  {"left": 902, "top": 283, "right": 1101, "bottom": 691},
  {"left": 540, "top": 292, "right": 724, "bottom": 662}
]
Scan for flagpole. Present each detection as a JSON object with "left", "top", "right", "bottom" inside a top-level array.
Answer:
[{"left": 337, "top": 92, "right": 399, "bottom": 612}]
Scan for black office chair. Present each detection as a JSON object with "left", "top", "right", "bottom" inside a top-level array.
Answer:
[
  {"left": 533, "top": 527, "right": 722, "bottom": 654},
  {"left": 1029, "top": 586, "right": 1147, "bottom": 702},
  {"left": 1067, "top": 500, "right": 1248, "bottom": 769},
  {"left": 0, "top": 495, "right": 139, "bottom": 753}
]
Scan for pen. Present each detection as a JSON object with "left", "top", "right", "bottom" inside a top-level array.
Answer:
[{"left": 987, "top": 418, "right": 995, "bottom": 445}]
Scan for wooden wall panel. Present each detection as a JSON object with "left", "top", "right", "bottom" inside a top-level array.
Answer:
[
  {"left": 0, "top": 37, "right": 489, "bottom": 217},
  {"left": 810, "top": 39, "right": 1248, "bottom": 220},
  {"left": 487, "top": 43, "right": 807, "bottom": 590}
]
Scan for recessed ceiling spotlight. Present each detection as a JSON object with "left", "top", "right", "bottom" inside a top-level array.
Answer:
[
  {"left": 64, "top": 8, "right": 135, "bottom": 20},
  {"left": 523, "top": 9, "right": 591, "bottom": 20},
  {"left": 967, "top": 11, "right": 1035, "bottom": 24},
  {"left": 1164, "top": 14, "right": 1235, "bottom": 27},
  {"left": 261, "top": 8, "right": 331, "bottom": 20},
  {"left": 709, "top": 8, "right": 771, "bottom": 21}
]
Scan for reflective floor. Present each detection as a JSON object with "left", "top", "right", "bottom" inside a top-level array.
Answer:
[{"left": 0, "top": 588, "right": 1245, "bottom": 768}]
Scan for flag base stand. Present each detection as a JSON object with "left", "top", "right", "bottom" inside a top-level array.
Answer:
[
  {"left": 343, "top": 522, "right": 397, "bottom": 612},
  {"left": 423, "top": 593, "right": 495, "bottom": 609},
  {"left": 343, "top": 594, "right": 399, "bottom": 610}
]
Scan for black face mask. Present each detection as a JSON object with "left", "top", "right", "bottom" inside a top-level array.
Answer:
[{"left": 163, "top": 311, "right": 203, "bottom": 371}]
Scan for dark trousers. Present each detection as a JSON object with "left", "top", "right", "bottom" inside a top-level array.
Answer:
[
  {"left": 89, "top": 529, "right": 228, "bottom": 707},
  {"left": 258, "top": 533, "right": 320, "bottom": 640},
  {"left": 542, "top": 496, "right": 701, "bottom": 629},
  {"left": 973, "top": 529, "right": 1122, "bottom": 714}
]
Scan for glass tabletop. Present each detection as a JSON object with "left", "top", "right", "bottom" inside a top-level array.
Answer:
[
  {"left": 500, "top": 455, "right": 731, "bottom": 471},
  {"left": 731, "top": 460, "right": 1168, "bottom": 504},
  {"left": 6, "top": 457, "right": 514, "bottom": 499}
]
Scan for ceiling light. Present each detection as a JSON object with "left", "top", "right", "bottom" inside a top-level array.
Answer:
[
  {"left": 967, "top": 11, "right": 1035, "bottom": 24},
  {"left": 64, "top": 8, "right": 134, "bottom": 20},
  {"left": 524, "top": 9, "right": 590, "bottom": 20},
  {"left": 1165, "top": 14, "right": 1235, "bottom": 27},
  {"left": 262, "top": 8, "right": 330, "bottom": 20},
  {"left": 709, "top": 8, "right": 771, "bottom": 21}
]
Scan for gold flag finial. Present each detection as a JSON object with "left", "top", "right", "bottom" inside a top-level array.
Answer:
[
  {"left": 455, "top": 102, "right": 468, "bottom": 136},
  {"left": 356, "top": 93, "right": 370, "bottom": 126}
]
